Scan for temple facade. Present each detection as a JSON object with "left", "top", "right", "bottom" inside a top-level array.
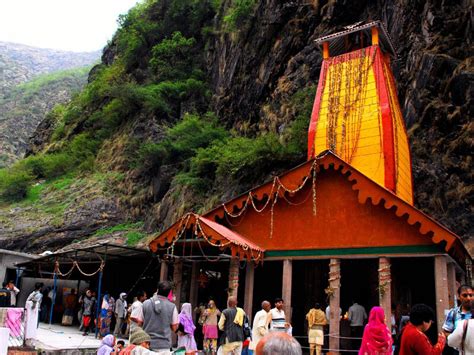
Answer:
[{"left": 149, "top": 21, "right": 472, "bottom": 352}]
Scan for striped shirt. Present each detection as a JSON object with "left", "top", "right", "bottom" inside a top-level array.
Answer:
[{"left": 270, "top": 308, "right": 286, "bottom": 331}]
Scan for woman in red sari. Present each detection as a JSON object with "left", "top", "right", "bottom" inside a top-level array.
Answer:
[{"left": 359, "top": 306, "right": 393, "bottom": 355}]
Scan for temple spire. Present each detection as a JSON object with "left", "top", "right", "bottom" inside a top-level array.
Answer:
[{"left": 308, "top": 21, "right": 414, "bottom": 205}]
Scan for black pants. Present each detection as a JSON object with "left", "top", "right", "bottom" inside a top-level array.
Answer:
[{"left": 351, "top": 325, "right": 364, "bottom": 350}]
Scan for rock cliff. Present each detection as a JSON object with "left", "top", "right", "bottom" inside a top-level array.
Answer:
[{"left": 0, "top": 0, "right": 472, "bottom": 254}]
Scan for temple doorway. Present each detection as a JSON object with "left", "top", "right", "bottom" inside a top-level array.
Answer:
[
  {"left": 291, "top": 260, "right": 329, "bottom": 349},
  {"left": 252, "top": 260, "right": 283, "bottom": 317}
]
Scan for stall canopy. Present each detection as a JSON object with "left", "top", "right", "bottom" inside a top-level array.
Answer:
[
  {"left": 16, "top": 241, "right": 157, "bottom": 334},
  {"left": 149, "top": 213, "right": 265, "bottom": 263}
]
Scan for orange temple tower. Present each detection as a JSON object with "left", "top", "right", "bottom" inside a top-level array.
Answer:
[{"left": 308, "top": 21, "right": 414, "bottom": 205}]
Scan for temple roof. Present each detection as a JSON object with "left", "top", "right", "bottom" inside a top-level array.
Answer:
[
  {"left": 149, "top": 213, "right": 265, "bottom": 263},
  {"left": 149, "top": 152, "right": 471, "bottom": 268},
  {"left": 315, "top": 20, "right": 397, "bottom": 57}
]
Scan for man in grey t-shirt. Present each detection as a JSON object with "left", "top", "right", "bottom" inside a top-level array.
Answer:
[{"left": 142, "top": 281, "right": 178, "bottom": 354}]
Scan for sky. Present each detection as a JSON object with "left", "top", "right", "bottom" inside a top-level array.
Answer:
[{"left": 0, "top": 0, "right": 141, "bottom": 52}]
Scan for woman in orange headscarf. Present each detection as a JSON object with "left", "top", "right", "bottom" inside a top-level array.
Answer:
[{"left": 359, "top": 306, "right": 393, "bottom": 355}]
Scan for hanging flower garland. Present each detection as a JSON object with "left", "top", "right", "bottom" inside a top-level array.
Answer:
[{"left": 222, "top": 157, "right": 320, "bottom": 239}]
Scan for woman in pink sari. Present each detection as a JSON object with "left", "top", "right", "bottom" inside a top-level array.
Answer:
[{"left": 359, "top": 306, "right": 393, "bottom": 355}]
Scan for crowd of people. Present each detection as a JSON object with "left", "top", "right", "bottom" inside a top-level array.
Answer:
[{"left": 1, "top": 278, "right": 472, "bottom": 354}]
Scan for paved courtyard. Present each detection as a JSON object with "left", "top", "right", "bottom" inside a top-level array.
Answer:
[{"left": 35, "top": 324, "right": 101, "bottom": 351}]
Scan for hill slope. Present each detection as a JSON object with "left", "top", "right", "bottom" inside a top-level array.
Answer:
[
  {"left": 0, "top": 42, "right": 98, "bottom": 94},
  {"left": 0, "top": 67, "right": 90, "bottom": 167},
  {"left": 0, "top": 0, "right": 471, "bottom": 254}
]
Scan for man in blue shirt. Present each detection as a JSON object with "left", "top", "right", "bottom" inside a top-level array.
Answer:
[
  {"left": 443, "top": 285, "right": 473, "bottom": 333},
  {"left": 442, "top": 284, "right": 473, "bottom": 354}
]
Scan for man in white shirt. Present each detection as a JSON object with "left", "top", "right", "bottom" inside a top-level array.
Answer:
[
  {"left": 250, "top": 300, "right": 271, "bottom": 351},
  {"left": 269, "top": 298, "right": 288, "bottom": 332},
  {"left": 129, "top": 290, "right": 147, "bottom": 336}
]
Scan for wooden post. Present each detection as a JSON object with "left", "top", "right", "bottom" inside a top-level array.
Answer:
[
  {"left": 329, "top": 258, "right": 341, "bottom": 354},
  {"left": 378, "top": 257, "right": 392, "bottom": 327},
  {"left": 447, "top": 263, "right": 457, "bottom": 308},
  {"left": 160, "top": 260, "right": 169, "bottom": 282},
  {"left": 190, "top": 262, "right": 200, "bottom": 310},
  {"left": 228, "top": 258, "right": 240, "bottom": 298},
  {"left": 282, "top": 259, "right": 293, "bottom": 322},
  {"left": 244, "top": 263, "right": 255, "bottom": 321},
  {"left": 371, "top": 26, "right": 379, "bottom": 46},
  {"left": 434, "top": 255, "right": 449, "bottom": 332},
  {"left": 173, "top": 260, "right": 183, "bottom": 310},
  {"left": 323, "top": 41, "right": 330, "bottom": 59}
]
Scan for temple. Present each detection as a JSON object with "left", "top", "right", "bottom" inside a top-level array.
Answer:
[{"left": 149, "top": 21, "right": 472, "bottom": 352}]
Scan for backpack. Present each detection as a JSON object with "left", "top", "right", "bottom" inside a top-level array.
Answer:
[{"left": 243, "top": 315, "right": 252, "bottom": 339}]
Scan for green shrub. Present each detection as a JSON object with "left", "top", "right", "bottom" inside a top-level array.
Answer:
[
  {"left": 137, "top": 112, "right": 229, "bottom": 170},
  {"left": 223, "top": 0, "right": 257, "bottom": 31},
  {"left": 150, "top": 32, "right": 197, "bottom": 81},
  {"left": 0, "top": 170, "right": 34, "bottom": 201}
]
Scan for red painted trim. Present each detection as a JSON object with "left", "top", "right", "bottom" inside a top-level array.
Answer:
[
  {"left": 373, "top": 46, "right": 396, "bottom": 192},
  {"left": 383, "top": 54, "right": 415, "bottom": 204},
  {"left": 307, "top": 60, "right": 329, "bottom": 160}
]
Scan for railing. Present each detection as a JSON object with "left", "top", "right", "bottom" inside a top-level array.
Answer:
[{"left": 0, "top": 307, "right": 26, "bottom": 348}]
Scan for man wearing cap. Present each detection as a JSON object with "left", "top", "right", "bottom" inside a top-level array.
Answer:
[
  {"left": 114, "top": 292, "right": 128, "bottom": 338},
  {"left": 142, "top": 281, "right": 178, "bottom": 354},
  {"left": 122, "top": 328, "right": 153, "bottom": 353}
]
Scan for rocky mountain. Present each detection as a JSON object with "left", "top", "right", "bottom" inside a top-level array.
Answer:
[
  {"left": 0, "top": 67, "right": 90, "bottom": 167},
  {"left": 0, "top": 42, "right": 98, "bottom": 95},
  {"left": 0, "top": 42, "right": 100, "bottom": 166},
  {"left": 0, "top": 0, "right": 472, "bottom": 255}
]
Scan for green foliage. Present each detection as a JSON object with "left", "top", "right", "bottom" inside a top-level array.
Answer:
[
  {"left": 223, "top": 0, "right": 257, "bottom": 31},
  {"left": 137, "top": 112, "right": 229, "bottom": 169},
  {"left": 283, "top": 85, "right": 315, "bottom": 156},
  {"left": 92, "top": 222, "right": 145, "bottom": 243},
  {"left": 9, "top": 66, "right": 91, "bottom": 100},
  {"left": 150, "top": 31, "right": 197, "bottom": 81},
  {"left": 0, "top": 169, "right": 33, "bottom": 201},
  {"left": 126, "top": 231, "right": 147, "bottom": 246}
]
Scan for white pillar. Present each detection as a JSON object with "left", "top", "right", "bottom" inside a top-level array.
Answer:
[
  {"left": 282, "top": 259, "right": 293, "bottom": 322},
  {"left": 434, "top": 255, "right": 449, "bottom": 332},
  {"left": 159, "top": 260, "right": 169, "bottom": 282},
  {"left": 378, "top": 257, "right": 392, "bottom": 327},
  {"left": 228, "top": 258, "right": 240, "bottom": 298},
  {"left": 447, "top": 263, "right": 457, "bottom": 308},
  {"left": 329, "top": 258, "right": 341, "bottom": 354},
  {"left": 244, "top": 263, "right": 255, "bottom": 321}
]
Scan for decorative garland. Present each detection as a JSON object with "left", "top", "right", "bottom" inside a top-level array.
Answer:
[
  {"left": 222, "top": 158, "right": 319, "bottom": 239},
  {"left": 54, "top": 260, "right": 105, "bottom": 277},
  {"left": 377, "top": 260, "right": 391, "bottom": 299},
  {"left": 323, "top": 47, "right": 378, "bottom": 163}
]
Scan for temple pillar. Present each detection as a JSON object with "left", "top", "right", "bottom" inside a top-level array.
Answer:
[
  {"left": 329, "top": 258, "right": 341, "bottom": 354},
  {"left": 282, "top": 259, "right": 293, "bottom": 321},
  {"left": 434, "top": 255, "right": 449, "bottom": 332},
  {"left": 378, "top": 257, "right": 391, "bottom": 327},
  {"left": 173, "top": 260, "right": 183, "bottom": 309},
  {"left": 244, "top": 263, "right": 255, "bottom": 321},
  {"left": 159, "top": 260, "right": 168, "bottom": 282},
  {"left": 323, "top": 41, "right": 330, "bottom": 59},
  {"left": 228, "top": 258, "right": 240, "bottom": 298},
  {"left": 447, "top": 263, "right": 457, "bottom": 308},
  {"left": 189, "top": 262, "right": 200, "bottom": 309}
]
